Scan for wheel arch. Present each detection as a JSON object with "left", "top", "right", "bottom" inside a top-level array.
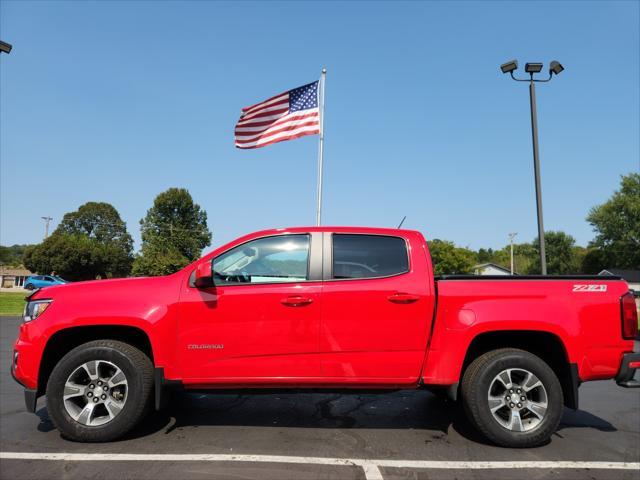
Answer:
[
  {"left": 37, "top": 325, "right": 154, "bottom": 396},
  {"left": 461, "top": 330, "right": 579, "bottom": 409}
]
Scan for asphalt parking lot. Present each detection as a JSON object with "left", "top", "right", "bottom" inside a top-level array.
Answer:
[{"left": 1, "top": 316, "right": 638, "bottom": 480}]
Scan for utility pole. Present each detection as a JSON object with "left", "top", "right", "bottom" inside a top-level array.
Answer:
[
  {"left": 508, "top": 232, "right": 518, "bottom": 275},
  {"left": 41, "top": 216, "right": 53, "bottom": 239}
]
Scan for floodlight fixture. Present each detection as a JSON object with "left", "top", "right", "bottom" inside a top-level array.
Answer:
[
  {"left": 500, "top": 60, "right": 518, "bottom": 74},
  {"left": 525, "top": 63, "right": 543, "bottom": 74},
  {"left": 549, "top": 60, "right": 564, "bottom": 75},
  {"left": 0, "top": 41, "right": 12, "bottom": 54}
]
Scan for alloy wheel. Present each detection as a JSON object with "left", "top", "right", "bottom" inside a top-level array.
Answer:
[
  {"left": 487, "top": 368, "right": 548, "bottom": 432},
  {"left": 62, "top": 360, "right": 128, "bottom": 426}
]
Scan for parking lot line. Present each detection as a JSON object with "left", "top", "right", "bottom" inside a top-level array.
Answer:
[{"left": 1, "top": 452, "right": 639, "bottom": 480}]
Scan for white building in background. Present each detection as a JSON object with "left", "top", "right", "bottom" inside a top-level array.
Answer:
[
  {"left": 472, "top": 263, "right": 512, "bottom": 276},
  {"left": 0, "top": 267, "right": 32, "bottom": 289}
]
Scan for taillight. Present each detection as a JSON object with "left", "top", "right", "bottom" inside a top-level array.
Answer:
[{"left": 621, "top": 292, "right": 639, "bottom": 340}]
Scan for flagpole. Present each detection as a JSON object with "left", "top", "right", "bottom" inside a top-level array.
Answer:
[{"left": 315, "top": 68, "right": 326, "bottom": 226}]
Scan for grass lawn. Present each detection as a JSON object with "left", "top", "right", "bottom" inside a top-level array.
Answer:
[{"left": 0, "top": 292, "right": 26, "bottom": 316}]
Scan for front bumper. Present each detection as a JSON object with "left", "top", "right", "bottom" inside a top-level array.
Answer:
[
  {"left": 10, "top": 354, "right": 38, "bottom": 412},
  {"left": 616, "top": 352, "right": 640, "bottom": 388}
]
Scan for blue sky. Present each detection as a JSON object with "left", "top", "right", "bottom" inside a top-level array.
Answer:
[{"left": 1, "top": 1, "right": 638, "bottom": 253}]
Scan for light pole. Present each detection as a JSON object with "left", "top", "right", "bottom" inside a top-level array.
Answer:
[
  {"left": 0, "top": 41, "right": 11, "bottom": 54},
  {"left": 508, "top": 232, "right": 518, "bottom": 275},
  {"left": 500, "top": 59, "right": 564, "bottom": 275}
]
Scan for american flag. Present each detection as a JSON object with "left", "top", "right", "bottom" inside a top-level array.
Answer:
[{"left": 235, "top": 81, "right": 320, "bottom": 149}]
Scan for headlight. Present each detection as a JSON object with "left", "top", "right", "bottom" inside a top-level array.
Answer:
[{"left": 23, "top": 300, "right": 52, "bottom": 323}]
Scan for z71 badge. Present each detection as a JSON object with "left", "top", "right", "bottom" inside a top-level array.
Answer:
[{"left": 572, "top": 284, "right": 607, "bottom": 292}]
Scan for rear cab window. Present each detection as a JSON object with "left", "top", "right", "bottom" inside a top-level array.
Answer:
[{"left": 332, "top": 234, "right": 409, "bottom": 279}]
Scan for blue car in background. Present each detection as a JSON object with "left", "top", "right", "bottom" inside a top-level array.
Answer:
[{"left": 24, "top": 275, "right": 67, "bottom": 290}]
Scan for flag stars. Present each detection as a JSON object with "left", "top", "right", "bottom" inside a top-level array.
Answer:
[{"left": 289, "top": 81, "right": 319, "bottom": 113}]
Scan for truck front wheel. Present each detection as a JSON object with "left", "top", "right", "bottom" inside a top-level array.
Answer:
[
  {"left": 461, "top": 348, "right": 563, "bottom": 448},
  {"left": 46, "top": 339, "right": 154, "bottom": 442}
]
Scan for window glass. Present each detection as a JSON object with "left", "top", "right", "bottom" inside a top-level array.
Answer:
[
  {"left": 44, "top": 276, "right": 53, "bottom": 282},
  {"left": 213, "top": 234, "right": 310, "bottom": 285},
  {"left": 332, "top": 234, "right": 408, "bottom": 279}
]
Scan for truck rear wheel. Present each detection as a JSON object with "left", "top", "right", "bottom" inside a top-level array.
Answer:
[
  {"left": 46, "top": 340, "right": 153, "bottom": 442},
  {"left": 461, "top": 348, "right": 563, "bottom": 448}
]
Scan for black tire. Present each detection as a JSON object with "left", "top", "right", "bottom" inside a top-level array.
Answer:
[
  {"left": 25, "top": 283, "right": 35, "bottom": 290},
  {"left": 461, "top": 348, "right": 563, "bottom": 448},
  {"left": 46, "top": 340, "right": 154, "bottom": 442}
]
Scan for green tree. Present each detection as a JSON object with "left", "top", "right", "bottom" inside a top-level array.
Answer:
[
  {"left": 572, "top": 245, "right": 588, "bottom": 274},
  {"left": 428, "top": 239, "right": 476, "bottom": 275},
  {"left": 57, "top": 202, "right": 133, "bottom": 253},
  {"left": 581, "top": 247, "right": 608, "bottom": 274},
  {"left": 585, "top": 173, "right": 640, "bottom": 270},
  {"left": 132, "top": 188, "right": 211, "bottom": 276},
  {"left": 0, "top": 244, "right": 34, "bottom": 267},
  {"left": 490, "top": 243, "right": 537, "bottom": 275},
  {"left": 527, "top": 231, "right": 580, "bottom": 274},
  {"left": 476, "top": 248, "right": 495, "bottom": 264},
  {"left": 23, "top": 234, "right": 132, "bottom": 281},
  {"left": 23, "top": 202, "right": 133, "bottom": 280},
  {"left": 473, "top": 242, "right": 533, "bottom": 275},
  {"left": 130, "top": 243, "right": 190, "bottom": 277}
]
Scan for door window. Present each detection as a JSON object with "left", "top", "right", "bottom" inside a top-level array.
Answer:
[
  {"left": 213, "top": 234, "right": 310, "bottom": 285},
  {"left": 332, "top": 234, "right": 409, "bottom": 279}
]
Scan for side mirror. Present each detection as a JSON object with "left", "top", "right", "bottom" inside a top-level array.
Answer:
[{"left": 194, "top": 261, "right": 215, "bottom": 288}]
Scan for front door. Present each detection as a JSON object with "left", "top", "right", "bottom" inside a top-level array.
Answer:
[{"left": 178, "top": 233, "right": 322, "bottom": 383}]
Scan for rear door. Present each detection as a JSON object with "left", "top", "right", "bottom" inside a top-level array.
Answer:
[{"left": 319, "top": 232, "right": 435, "bottom": 382}]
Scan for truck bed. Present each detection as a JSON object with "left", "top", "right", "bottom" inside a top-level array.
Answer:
[{"left": 423, "top": 274, "right": 632, "bottom": 388}]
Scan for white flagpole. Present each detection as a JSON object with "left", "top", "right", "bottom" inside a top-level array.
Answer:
[{"left": 315, "top": 68, "right": 326, "bottom": 226}]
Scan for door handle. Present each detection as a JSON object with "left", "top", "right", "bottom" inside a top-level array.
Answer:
[
  {"left": 387, "top": 292, "right": 420, "bottom": 304},
  {"left": 281, "top": 296, "right": 313, "bottom": 307}
]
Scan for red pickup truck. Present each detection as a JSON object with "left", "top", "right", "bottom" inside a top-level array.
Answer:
[{"left": 12, "top": 226, "right": 639, "bottom": 446}]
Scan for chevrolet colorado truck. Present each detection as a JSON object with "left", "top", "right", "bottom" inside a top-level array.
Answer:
[{"left": 11, "top": 227, "right": 639, "bottom": 447}]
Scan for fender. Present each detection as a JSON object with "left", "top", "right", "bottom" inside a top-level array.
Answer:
[{"left": 15, "top": 274, "right": 183, "bottom": 391}]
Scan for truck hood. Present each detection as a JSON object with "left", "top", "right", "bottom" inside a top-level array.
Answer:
[{"left": 31, "top": 275, "right": 173, "bottom": 299}]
